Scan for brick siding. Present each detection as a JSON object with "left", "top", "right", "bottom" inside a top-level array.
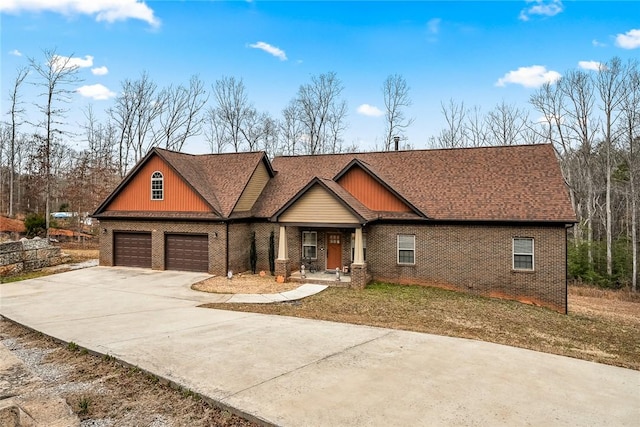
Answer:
[
  {"left": 366, "top": 223, "right": 567, "bottom": 313},
  {"left": 98, "top": 220, "right": 227, "bottom": 275},
  {"left": 100, "top": 219, "right": 568, "bottom": 312}
]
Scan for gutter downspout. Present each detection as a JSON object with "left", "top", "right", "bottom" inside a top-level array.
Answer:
[
  {"left": 226, "top": 222, "right": 230, "bottom": 274},
  {"left": 565, "top": 224, "right": 570, "bottom": 315}
]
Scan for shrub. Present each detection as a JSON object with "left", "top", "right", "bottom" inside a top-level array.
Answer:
[
  {"left": 24, "top": 213, "right": 46, "bottom": 238},
  {"left": 249, "top": 231, "right": 257, "bottom": 274},
  {"left": 268, "top": 230, "right": 275, "bottom": 275}
]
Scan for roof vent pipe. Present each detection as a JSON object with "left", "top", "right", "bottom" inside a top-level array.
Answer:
[{"left": 393, "top": 136, "right": 400, "bottom": 151}]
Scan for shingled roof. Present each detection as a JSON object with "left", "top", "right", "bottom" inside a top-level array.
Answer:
[
  {"left": 253, "top": 144, "right": 576, "bottom": 223},
  {"left": 95, "top": 144, "right": 576, "bottom": 224},
  {"left": 156, "top": 148, "right": 273, "bottom": 218},
  {"left": 94, "top": 148, "right": 273, "bottom": 219}
]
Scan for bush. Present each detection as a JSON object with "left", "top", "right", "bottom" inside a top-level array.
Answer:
[
  {"left": 568, "top": 238, "right": 632, "bottom": 288},
  {"left": 268, "top": 230, "right": 275, "bottom": 275},
  {"left": 249, "top": 231, "right": 257, "bottom": 274},
  {"left": 24, "top": 213, "right": 46, "bottom": 238}
]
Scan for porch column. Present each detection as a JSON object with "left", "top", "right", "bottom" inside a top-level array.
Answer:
[
  {"left": 353, "top": 226, "right": 364, "bottom": 265},
  {"left": 350, "top": 226, "right": 369, "bottom": 290},
  {"left": 275, "top": 225, "right": 290, "bottom": 281},
  {"left": 277, "top": 225, "right": 288, "bottom": 260}
]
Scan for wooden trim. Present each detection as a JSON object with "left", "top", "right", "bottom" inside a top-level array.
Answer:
[
  {"left": 333, "top": 159, "right": 426, "bottom": 218},
  {"left": 271, "top": 178, "right": 366, "bottom": 224}
]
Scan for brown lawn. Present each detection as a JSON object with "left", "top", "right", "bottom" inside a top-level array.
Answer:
[{"left": 200, "top": 282, "right": 640, "bottom": 370}]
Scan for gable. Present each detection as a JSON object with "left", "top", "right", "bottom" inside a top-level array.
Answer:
[
  {"left": 337, "top": 166, "right": 412, "bottom": 212},
  {"left": 233, "top": 160, "right": 270, "bottom": 213},
  {"left": 105, "top": 154, "right": 211, "bottom": 212},
  {"left": 279, "top": 184, "right": 359, "bottom": 224}
]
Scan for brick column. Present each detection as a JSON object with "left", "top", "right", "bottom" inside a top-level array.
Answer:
[
  {"left": 275, "top": 259, "right": 291, "bottom": 281},
  {"left": 275, "top": 225, "right": 290, "bottom": 281},
  {"left": 350, "top": 262, "right": 369, "bottom": 290}
]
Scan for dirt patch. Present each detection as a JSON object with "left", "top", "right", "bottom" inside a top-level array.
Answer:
[
  {"left": 201, "top": 283, "right": 640, "bottom": 371},
  {"left": 59, "top": 248, "right": 99, "bottom": 263},
  {"left": 0, "top": 319, "right": 257, "bottom": 426},
  {"left": 192, "top": 273, "right": 300, "bottom": 294}
]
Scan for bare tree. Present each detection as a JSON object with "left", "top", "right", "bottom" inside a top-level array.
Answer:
[
  {"left": 108, "top": 79, "right": 136, "bottom": 177},
  {"left": 294, "top": 72, "right": 348, "bottom": 154},
  {"left": 28, "top": 49, "right": 81, "bottom": 235},
  {"left": 212, "top": 76, "right": 254, "bottom": 152},
  {"left": 595, "top": 57, "right": 627, "bottom": 277},
  {"left": 279, "top": 100, "right": 303, "bottom": 155},
  {"left": 153, "top": 75, "right": 208, "bottom": 151},
  {"left": 433, "top": 99, "right": 467, "bottom": 148},
  {"left": 465, "top": 105, "right": 490, "bottom": 147},
  {"left": 382, "top": 74, "right": 414, "bottom": 150},
  {"left": 561, "top": 70, "right": 599, "bottom": 264},
  {"left": 109, "top": 72, "right": 164, "bottom": 175},
  {"left": 618, "top": 60, "right": 640, "bottom": 291},
  {"left": 130, "top": 72, "right": 164, "bottom": 162},
  {"left": 531, "top": 81, "right": 579, "bottom": 243},
  {"left": 485, "top": 100, "right": 531, "bottom": 146},
  {"left": 7, "top": 67, "right": 29, "bottom": 217},
  {"left": 203, "top": 106, "right": 228, "bottom": 154}
]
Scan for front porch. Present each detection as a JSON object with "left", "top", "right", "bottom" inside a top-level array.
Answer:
[
  {"left": 289, "top": 269, "right": 352, "bottom": 287},
  {"left": 274, "top": 225, "right": 369, "bottom": 289}
]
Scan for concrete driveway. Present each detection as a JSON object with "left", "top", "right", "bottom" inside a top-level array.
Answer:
[{"left": 1, "top": 267, "right": 638, "bottom": 426}]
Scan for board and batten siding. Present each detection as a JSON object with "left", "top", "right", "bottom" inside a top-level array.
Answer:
[
  {"left": 279, "top": 185, "right": 359, "bottom": 224},
  {"left": 105, "top": 154, "right": 211, "bottom": 212},
  {"left": 337, "top": 166, "right": 412, "bottom": 212},
  {"left": 233, "top": 161, "right": 270, "bottom": 212}
]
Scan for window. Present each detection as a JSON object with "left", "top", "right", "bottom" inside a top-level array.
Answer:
[
  {"left": 397, "top": 234, "right": 415, "bottom": 264},
  {"left": 151, "top": 172, "right": 163, "bottom": 200},
  {"left": 350, "top": 233, "right": 367, "bottom": 262},
  {"left": 302, "top": 231, "right": 317, "bottom": 259},
  {"left": 513, "top": 238, "right": 534, "bottom": 270}
]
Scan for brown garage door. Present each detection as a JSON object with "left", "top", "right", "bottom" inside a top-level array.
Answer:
[
  {"left": 165, "top": 234, "right": 209, "bottom": 272},
  {"left": 114, "top": 232, "right": 152, "bottom": 268}
]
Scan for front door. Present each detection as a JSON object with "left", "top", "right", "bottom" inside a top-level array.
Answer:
[{"left": 327, "top": 233, "right": 342, "bottom": 270}]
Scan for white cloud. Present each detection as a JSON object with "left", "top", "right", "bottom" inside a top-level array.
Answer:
[
  {"left": 9, "top": 49, "right": 22, "bottom": 56},
  {"left": 496, "top": 65, "right": 561, "bottom": 88},
  {"left": 615, "top": 29, "right": 640, "bottom": 49},
  {"left": 578, "top": 60, "right": 603, "bottom": 71},
  {"left": 76, "top": 83, "right": 116, "bottom": 100},
  {"left": 357, "top": 104, "right": 384, "bottom": 117},
  {"left": 0, "top": 0, "right": 160, "bottom": 27},
  {"left": 592, "top": 39, "right": 606, "bottom": 48},
  {"left": 427, "top": 18, "right": 441, "bottom": 34},
  {"left": 519, "top": 0, "right": 564, "bottom": 21},
  {"left": 50, "top": 54, "right": 93, "bottom": 71},
  {"left": 91, "top": 66, "right": 109, "bottom": 75},
  {"left": 249, "top": 41, "right": 287, "bottom": 61}
]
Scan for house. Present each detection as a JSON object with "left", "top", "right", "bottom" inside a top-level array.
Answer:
[{"left": 92, "top": 144, "right": 576, "bottom": 313}]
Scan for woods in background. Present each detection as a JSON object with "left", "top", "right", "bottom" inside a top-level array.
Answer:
[{"left": 0, "top": 50, "right": 637, "bottom": 290}]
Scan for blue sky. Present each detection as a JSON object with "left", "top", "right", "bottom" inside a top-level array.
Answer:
[{"left": 1, "top": 0, "right": 640, "bottom": 153}]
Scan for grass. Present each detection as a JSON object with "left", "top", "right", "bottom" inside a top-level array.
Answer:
[
  {"left": 0, "top": 270, "right": 52, "bottom": 283},
  {"left": 201, "top": 282, "right": 640, "bottom": 370}
]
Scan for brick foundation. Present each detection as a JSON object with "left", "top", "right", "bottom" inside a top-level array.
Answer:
[
  {"left": 350, "top": 263, "right": 370, "bottom": 290},
  {"left": 275, "top": 259, "right": 290, "bottom": 281},
  {"left": 366, "top": 223, "right": 568, "bottom": 313}
]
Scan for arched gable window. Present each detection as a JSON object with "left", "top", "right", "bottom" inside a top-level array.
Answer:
[{"left": 151, "top": 171, "right": 164, "bottom": 200}]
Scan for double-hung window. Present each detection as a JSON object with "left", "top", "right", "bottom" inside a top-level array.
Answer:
[
  {"left": 397, "top": 234, "right": 415, "bottom": 264},
  {"left": 302, "top": 231, "right": 317, "bottom": 259},
  {"left": 151, "top": 171, "right": 164, "bottom": 200},
  {"left": 513, "top": 238, "right": 534, "bottom": 270}
]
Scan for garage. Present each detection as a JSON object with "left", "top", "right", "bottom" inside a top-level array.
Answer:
[
  {"left": 165, "top": 234, "right": 209, "bottom": 272},
  {"left": 114, "top": 232, "right": 152, "bottom": 268}
]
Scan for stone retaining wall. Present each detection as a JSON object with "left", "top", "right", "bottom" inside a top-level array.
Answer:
[{"left": 0, "top": 238, "right": 62, "bottom": 276}]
